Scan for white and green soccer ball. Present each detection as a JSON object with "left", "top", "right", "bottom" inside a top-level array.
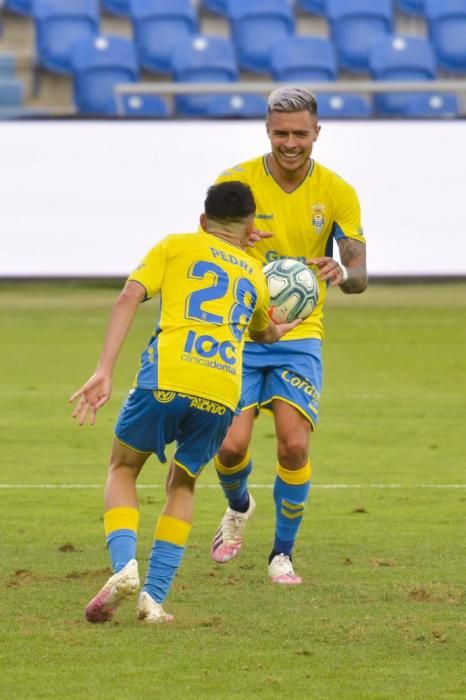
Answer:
[{"left": 263, "top": 258, "right": 319, "bottom": 324}]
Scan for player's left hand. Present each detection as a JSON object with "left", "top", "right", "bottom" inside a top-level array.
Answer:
[
  {"left": 246, "top": 227, "right": 273, "bottom": 248},
  {"left": 69, "top": 371, "right": 112, "bottom": 426},
  {"left": 307, "top": 256, "right": 347, "bottom": 286}
]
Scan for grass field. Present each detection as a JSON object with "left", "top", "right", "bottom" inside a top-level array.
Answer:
[{"left": 1, "top": 281, "right": 465, "bottom": 699}]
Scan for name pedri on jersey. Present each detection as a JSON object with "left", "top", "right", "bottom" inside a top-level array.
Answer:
[
  {"left": 216, "top": 156, "right": 366, "bottom": 340},
  {"left": 128, "top": 232, "right": 270, "bottom": 412}
]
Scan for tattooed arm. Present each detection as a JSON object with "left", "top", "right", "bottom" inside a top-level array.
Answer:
[{"left": 308, "top": 238, "right": 367, "bottom": 294}]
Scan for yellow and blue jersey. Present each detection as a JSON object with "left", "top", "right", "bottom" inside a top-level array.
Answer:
[
  {"left": 128, "top": 231, "right": 270, "bottom": 412},
  {"left": 215, "top": 155, "right": 366, "bottom": 340}
]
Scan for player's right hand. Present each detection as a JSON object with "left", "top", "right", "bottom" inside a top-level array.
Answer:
[{"left": 69, "top": 371, "right": 112, "bottom": 426}]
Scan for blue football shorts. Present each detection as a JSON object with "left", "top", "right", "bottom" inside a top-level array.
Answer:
[
  {"left": 241, "top": 338, "right": 323, "bottom": 430},
  {"left": 114, "top": 388, "right": 234, "bottom": 477}
]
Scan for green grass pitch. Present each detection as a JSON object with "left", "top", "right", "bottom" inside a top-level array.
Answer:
[{"left": 0, "top": 281, "right": 465, "bottom": 699}]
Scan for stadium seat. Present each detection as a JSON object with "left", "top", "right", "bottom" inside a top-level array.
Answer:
[
  {"left": 395, "top": 0, "right": 426, "bottom": 15},
  {"left": 270, "top": 36, "right": 337, "bottom": 82},
  {"left": 119, "top": 93, "right": 170, "bottom": 118},
  {"left": 316, "top": 93, "right": 372, "bottom": 118},
  {"left": 33, "top": 0, "right": 99, "bottom": 75},
  {"left": 206, "top": 93, "right": 268, "bottom": 118},
  {"left": 170, "top": 35, "right": 238, "bottom": 115},
  {"left": 327, "top": 0, "right": 393, "bottom": 73},
  {"left": 425, "top": 0, "right": 466, "bottom": 73},
  {"left": 71, "top": 35, "right": 139, "bottom": 114},
  {"left": 0, "top": 78, "right": 24, "bottom": 106},
  {"left": 130, "top": 0, "right": 198, "bottom": 75},
  {"left": 4, "top": 0, "right": 32, "bottom": 14},
  {"left": 102, "top": 0, "right": 130, "bottom": 16},
  {"left": 369, "top": 35, "right": 436, "bottom": 115},
  {"left": 403, "top": 92, "right": 460, "bottom": 117},
  {"left": 0, "top": 54, "right": 16, "bottom": 77},
  {"left": 296, "top": 0, "right": 327, "bottom": 16},
  {"left": 200, "top": 0, "right": 228, "bottom": 16},
  {"left": 226, "top": 0, "right": 295, "bottom": 74}
]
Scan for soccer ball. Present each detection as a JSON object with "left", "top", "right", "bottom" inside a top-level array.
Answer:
[{"left": 263, "top": 258, "right": 319, "bottom": 324}]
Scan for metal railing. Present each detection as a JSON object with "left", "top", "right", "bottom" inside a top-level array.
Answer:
[{"left": 114, "top": 80, "right": 466, "bottom": 117}]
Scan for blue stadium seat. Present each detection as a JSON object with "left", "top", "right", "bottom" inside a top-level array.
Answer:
[
  {"left": 227, "top": 0, "right": 295, "bottom": 74},
  {"left": 296, "top": 0, "right": 327, "bottom": 16},
  {"left": 171, "top": 35, "right": 238, "bottom": 115},
  {"left": 33, "top": 0, "right": 99, "bottom": 74},
  {"left": 316, "top": 93, "right": 372, "bottom": 118},
  {"left": 404, "top": 93, "right": 460, "bottom": 117},
  {"left": 0, "top": 54, "right": 16, "bottom": 77},
  {"left": 270, "top": 36, "right": 337, "bottom": 82},
  {"left": 130, "top": 0, "right": 197, "bottom": 75},
  {"left": 425, "top": 0, "right": 466, "bottom": 73},
  {"left": 395, "top": 0, "right": 426, "bottom": 15},
  {"left": 102, "top": 0, "right": 130, "bottom": 16},
  {"left": 327, "top": 0, "right": 393, "bottom": 73},
  {"left": 200, "top": 0, "right": 228, "bottom": 16},
  {"left": 0, "top": 78, "right": 24, "bottom": 106},
  {"left": 71, "top": 35, "right": 138, "bottom": 114},
  {"left": 119, "top": 93, "right": 170, "bottom": 118},
  {"left": 4, "top": 0, "right": 32, "bottom": 15},
  {"left": 206, "top": 93, "right": 268, "bottom": 118},
  {"left": 369, "top": 35, "right": 436, "bottom": 115}
]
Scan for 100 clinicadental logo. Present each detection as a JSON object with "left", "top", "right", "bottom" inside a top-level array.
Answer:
[{"left": 182, "top": 330, "right": 237, "bottom": 365}]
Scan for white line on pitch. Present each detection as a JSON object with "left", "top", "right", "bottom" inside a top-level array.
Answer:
[{"left": 0, "top": 483, "right": 465, "bottom": 490}]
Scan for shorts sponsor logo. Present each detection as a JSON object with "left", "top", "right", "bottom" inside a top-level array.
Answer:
[
  {"left": 154, "top": 390, "right": 176, "bottom": 403},
  {"left": 282, "top": 369, "right": 320, "bottom": 407}
]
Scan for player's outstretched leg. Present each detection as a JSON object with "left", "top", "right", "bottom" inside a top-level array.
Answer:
[
  {"left": 85, "top": 558, "right": 140, "bottom": 623},
  {"left": 268, "top": 461, "right": 312, "bottom": 585},
  {"left": 211, "top": 453, "right": 255, "bottom": 563}
]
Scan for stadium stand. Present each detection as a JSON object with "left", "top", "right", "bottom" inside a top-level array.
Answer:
[
  {"left": 170, "top": 34, "right": 237, "bottom": 115},
  {"left": 315, "top": 92, "right": 372, "bottom": 118},
  {"left": 200, "top": 0, "right": 228, "bottom": 16},
  {"left": 5, "top": 0, "right": 32, "bottom": 15},
  {"left": 1, "top": 0, "right": 465, "bottom": 118},
  {"left": 425, "top": 0, "right": 466, "bottom": 73},
  {"left": 327, "top": 0, "right": 394, "bottom": 73},
  {"left": 369, "top": 35, "right": 436, "bottom": 115},
  {"left": 395, "top": 0, "right": 426, "bottom": 15},
  {"left": 70, "top": 34, "right": 138, "bottom": 114},
  {"left": 101, "top": 0, "right": 130, "bottom": 17},
  {"left": 296, "top": 0, "right": 327, "bottom": 16},
  {"left": 33, "top": 0, "right": 100, "bottom": 74},
  {"left": 119, "top": 92, "right": 170, "bottom": 117},
  {"left": 130, "top": 0, "right": 198, "bottom": 75},
  {"left": 226, "top": 0, "right": 295, "bottom": 74},
  {"left": 269, "top": 36, "right": 337, "bottom": 82},
  {"left": 403, "top": 92, "right": 460, "bottom": 116},
  {"left": 206, "top": 92, "right": 268, "bottom": 117},
  {"left": 0, "top": 76, "right": 23, "bottom": 105}
]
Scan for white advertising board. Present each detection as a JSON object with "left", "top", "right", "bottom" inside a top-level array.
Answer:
[{"left": 1, "top": 120, "right": 465, "bottom": 277}]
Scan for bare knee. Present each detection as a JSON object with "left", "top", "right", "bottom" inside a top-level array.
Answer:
[
  {"left": 277, "top": 434, "right": 309, "bottom": 469},
  {"left": 218, "top": 434, "right": 249, "bottom": 468}
]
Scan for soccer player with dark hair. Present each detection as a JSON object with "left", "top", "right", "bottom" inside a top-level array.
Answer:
[
  {"left": 69, "top": 181, "right": 299, "bottom": 624},
  {"left": 210, "top": 87, "right": 368, "bottom": 584}
]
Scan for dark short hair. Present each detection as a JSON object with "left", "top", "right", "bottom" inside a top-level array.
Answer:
[
  {"left": 268, "top": 87, "right": 318, "bottom": 117},
  {"left": 204, "top": 181, "right": 256, "bottom": 222}
]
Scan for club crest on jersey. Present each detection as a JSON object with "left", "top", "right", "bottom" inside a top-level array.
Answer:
[{"left": 311, "top": 203, "right": 325, "bottom": 234}]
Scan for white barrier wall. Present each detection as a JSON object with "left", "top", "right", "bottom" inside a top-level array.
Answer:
[{"left": 1, "top": 120, "right": 465, "bottom": 277}]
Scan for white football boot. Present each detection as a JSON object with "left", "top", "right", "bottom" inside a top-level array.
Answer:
[
  {"left": 137, "top": 591, "right": 174, "bottom": 624},
  {"left": 211, "top": 495, "right": 256, "bottom": 563},
  {"left": 85, "top": 559, "right": 140, "bottom": 623},
  {"left": 268, "top": 553, "right": 302, "bottom": 585}
]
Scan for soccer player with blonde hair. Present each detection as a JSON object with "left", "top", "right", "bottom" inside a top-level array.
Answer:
[
  {"left": 210, "top": 87, "right": 368, "bottom": 583},
  {"left": 70, "top": 181, "right": 299, "bottom": 624}
]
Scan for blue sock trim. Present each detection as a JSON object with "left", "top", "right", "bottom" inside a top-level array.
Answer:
[
  {"left": 143, "top": 539, "right": 185, "bottom": 604},
  {"left": 106, "top": 529, "right": 137, "bottom": 573},
  {"left": 273, "top": 476, "right": 312, "bottom": 553}
]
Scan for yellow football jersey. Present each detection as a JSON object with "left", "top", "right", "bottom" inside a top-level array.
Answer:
[
  {"left": 215, "top": 155, "right": 366, "bottom": 340},
  {"left": 128, "top": 231, "right": 270, "bottom": 411}
]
